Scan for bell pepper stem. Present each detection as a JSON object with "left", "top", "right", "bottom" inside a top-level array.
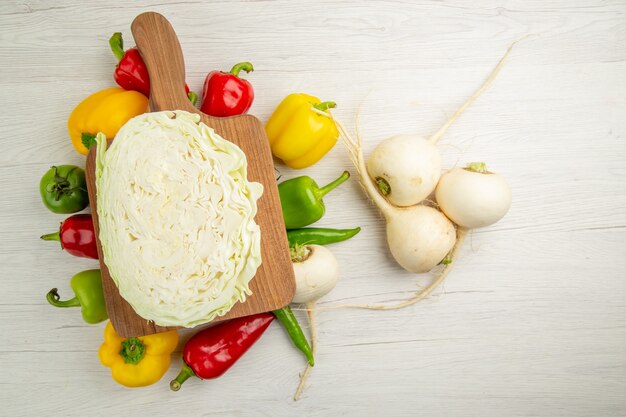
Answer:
[
  {"left": 46, "top": 288, "right": 81, "bottom": 308},
  {"left": 313, "top": 101, "right": 336, "bottom": 112},
  {"left": 81, "top": 133, "right": 97, "bottom": 150},
  {"left": 187, "top": 91, "right": 198, "bottom": 106},
  {"left": 317, "top": 171, "right": 350, "bottom": 198},
  {"left": 229, "top": 61, "right": 254, "bottom": 77},
  {"left": 109, "top": 32, "right": 125, "bottom": 62},
  {"left": 120, "top": 337, "right": 146, "bottom": 365},
  {"left": 40, "top": 231, "right": 60, "bottom": 241},
  {"left": 170, "top": 362, "right": 196, "bottom": 391},
  {"left": 47, "top": 166, "right": 79, "bottom": 201}
]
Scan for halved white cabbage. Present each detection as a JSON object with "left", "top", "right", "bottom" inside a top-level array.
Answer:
[{"left": 95, "top": 110, "right": 263, "bottom": 327}]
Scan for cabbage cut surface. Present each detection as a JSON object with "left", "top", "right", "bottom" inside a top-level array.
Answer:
[{"left": 95, "top": 110, "right": 263, "bottom": 327}]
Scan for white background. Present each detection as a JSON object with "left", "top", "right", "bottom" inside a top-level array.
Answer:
[{"left": 1, "top": 1, "right": 625, "bottom": 416}]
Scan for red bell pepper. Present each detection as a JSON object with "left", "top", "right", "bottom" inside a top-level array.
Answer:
[
  {"left": 200, "top": 62, "right": 255, "bottom": 117},
  {"left": 170, "top": 312, "right": 274, "bottom": 391},
  {"left": 41, "top": 214, "right": 98, "bottom": 259},
  {"left": 109, "top": 32, "right": 198, "bottom": 105}
]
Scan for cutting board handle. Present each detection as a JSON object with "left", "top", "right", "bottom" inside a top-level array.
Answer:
[{"left": 131, "top": 12, "right": 195, "bottom": 113}]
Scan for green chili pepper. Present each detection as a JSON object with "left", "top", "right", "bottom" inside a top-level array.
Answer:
[
  {"left": 278, "top": 171, "right": 350, "bottom": 229},
  {"left": 46, "top": 269, "right": 108, "bottom": 324},
  {"left": 272, "top": 306, "right": 314, "bottom": 366},
  {"left": 287, "top": 227, "right": 361, "bottom": 247},
  {"left": 39, "top": 165, "right": 89, "bottom": 214}
]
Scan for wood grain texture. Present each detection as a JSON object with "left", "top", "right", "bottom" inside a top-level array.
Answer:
[
  {"left": 85, "top": 12, "right": 294, "bottom": 337},
  {"left": 1, "top": 0, "right": 625, "bottom": 416}
]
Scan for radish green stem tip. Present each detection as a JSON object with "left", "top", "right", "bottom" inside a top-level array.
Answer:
[
  {"left": 290, "top": 244, "right": 311, "bottom": 263},
  {"left": 465, "top": 162, "right": 487, "bottom": 173},
  {"left": 375, "top": 177, "right": 391, "bottom": 196}
]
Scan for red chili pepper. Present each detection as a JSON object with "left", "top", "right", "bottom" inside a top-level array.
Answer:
[
  {"left": 200, "top": 62, "right": 255, "bottom": 117},
  {"left": 41, "top": 214, "right": 98, "bottom": 259},
  {"left": 109, "top": 33, "right": 198, "bottom": 105},
  {"left": 170, "top": 312, "right": 274, "bottom": 391}
]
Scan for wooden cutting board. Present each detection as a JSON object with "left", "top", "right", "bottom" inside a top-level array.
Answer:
[{"left": 85, "top": 12, "right": 295, "bottom": 338}]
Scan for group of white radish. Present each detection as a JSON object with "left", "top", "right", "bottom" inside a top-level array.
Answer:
[{"left": 289, "top": 42, "right": 518, "bottom": 399}]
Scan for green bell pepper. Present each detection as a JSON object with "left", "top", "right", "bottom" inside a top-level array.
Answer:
[
  {"left": 278, "top": 171, "right": 350, "bottom": 229},
  {"left": 39, "top": 165, "right": 89, "bottom": 214},
  {"left": 46, "top": 269, "right": 108, "bottom": 324}
]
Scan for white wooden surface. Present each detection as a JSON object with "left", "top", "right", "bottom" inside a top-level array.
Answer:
[{"left": 1, "top": 1, "right": 625, "bottom": 416}]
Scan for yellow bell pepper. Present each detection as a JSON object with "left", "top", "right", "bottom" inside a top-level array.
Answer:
[
  {"left": 68, "top": 87, "right": 148, "bottom": 155},
  {"left": 265, "top": 93, "right": 339, "bottom": 169},
  {"left": 98, "top": 321, "right": 178, "bottom": 388}
]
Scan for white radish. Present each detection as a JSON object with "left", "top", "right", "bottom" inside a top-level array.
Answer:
[
  {"left": 291, "top": 244, "right": 340, "bottom": 303},
  {"left": 367, "top": 134, "right": 441, "bottom": 207},
  {"left": 436, "top": 162, "right": 511, "bottom": 229},
  {"left": 338, "top": 123, "right": 457, "bottom": 274},
  {"left": 386, "top": 205, "right": 456, "bottom": 273},
  {"left": 328, "top": 40, "right": 519, "bottom": 310},
  {"left": 290, "top": 244, "right": 339, "bottom": 400}
]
